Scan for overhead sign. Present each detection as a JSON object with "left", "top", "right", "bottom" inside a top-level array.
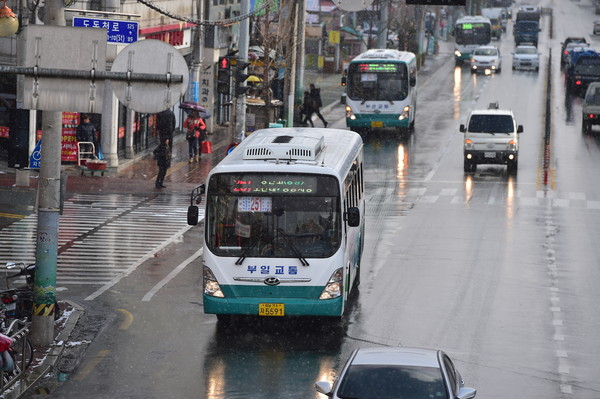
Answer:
[
  {"left": 20, "top": 25, "right": 107, "bottom": 113},
  {"left": 73, "top": 17, "right": 139, "bottom": 44},
  {"left": 405, "top": 0, "right": 466, "bottom": 4},
  {"left": 332, "top": 0, "right": 374, "bottom": 11},
  {"left": 111, "top": 40, "right": 189, "bottom": 114}
]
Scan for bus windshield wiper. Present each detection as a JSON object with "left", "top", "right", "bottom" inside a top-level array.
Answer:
[
  {"left": 277, "top": 229, "right": 309, "bottom": 266},
  {"left": 235, "top": 239, "right": 260, "bottom": 265}
]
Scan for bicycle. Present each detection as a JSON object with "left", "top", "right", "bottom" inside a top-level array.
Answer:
[{"left": 0, "top": 318, "right": 33, "bottom": 374}]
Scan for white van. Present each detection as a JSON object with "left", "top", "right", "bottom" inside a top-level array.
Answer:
[{"left": 460, "top": 103, "right": 523, "bottom": 174}]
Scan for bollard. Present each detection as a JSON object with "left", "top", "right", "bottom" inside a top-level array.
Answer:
[{"left": 15, "top": 169, "right": 30, "bottom": 187}]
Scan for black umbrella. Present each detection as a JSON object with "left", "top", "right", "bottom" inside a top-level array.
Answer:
[{"left": 179, "top": 101, "right": 212, "bottom": 119}]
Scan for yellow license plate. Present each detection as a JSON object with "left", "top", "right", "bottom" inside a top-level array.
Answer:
[
  {"left": 258, "top": 303, "right": 284, "bottom": 316},
  {"left": 371, "top": 121, "right": 384, "bottom": 128}
]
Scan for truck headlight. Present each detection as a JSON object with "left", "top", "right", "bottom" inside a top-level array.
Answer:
[
  {"left": 204, "top": 266, "right": 224, "bottom": 298},
  {"left": 464, "top": 138, "right": 473, "bottom": 150},
  {"left": 319, "top": 268, "right": 343, "bottom": 299},
  {"left": 345, "top": 105, "right": 356, "bottom": 120},
  {"left": 507, "top": 139, "right": 517, "bottom": 151}
]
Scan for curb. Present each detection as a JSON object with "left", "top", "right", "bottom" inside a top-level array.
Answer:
[{"left": 2, "top": 301, "right": 84, "bottom": 399}]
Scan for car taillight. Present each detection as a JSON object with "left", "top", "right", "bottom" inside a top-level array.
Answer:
[{"left": 576, "top": 80, "right": 582, "bottom": 86}]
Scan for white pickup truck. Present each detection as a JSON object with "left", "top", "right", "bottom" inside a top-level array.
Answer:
[{"left": 460, "top": 103, "right": 524, "bottom": 174}]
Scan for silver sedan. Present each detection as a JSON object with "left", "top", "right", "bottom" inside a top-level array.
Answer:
[
  {"left": 316, "top": 347, "right": 477, "bottom": 399},
  {"left": 512, "top": 45, "right": 541, "bottom": 71}
]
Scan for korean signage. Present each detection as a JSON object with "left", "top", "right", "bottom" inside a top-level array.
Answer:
[{"left": 73, "top": 17, "right": 139, "bottom": 44}]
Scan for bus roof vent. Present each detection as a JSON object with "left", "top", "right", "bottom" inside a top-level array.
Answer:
[{"left": 243, "top": 134, "right": 325, "bottom": 161}]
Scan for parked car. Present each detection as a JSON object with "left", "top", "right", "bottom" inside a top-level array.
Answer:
[
  {"left": 315, "top": 347, "right": 477, "bottom": 399},
  {"left": 470, "top": 45, "right": 502, "bottom": 73},
  {"left": 582, "top": 82, "right": 600, "bottom": 133},
  {"left": 561, "top": 37, "right": 588, "bottom": 67},
  {"left": 512, "top": 45, "right": 541, "bottom": 71}
]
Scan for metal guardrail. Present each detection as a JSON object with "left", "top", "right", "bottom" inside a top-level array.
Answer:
[{"left": 0, "top": 319, "right": 30, "bottom": 393}]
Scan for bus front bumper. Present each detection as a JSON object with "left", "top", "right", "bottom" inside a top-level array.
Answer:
[
  {"left": 204, "top": 294, "right": 344, "bottom": 317},
  {"left": 346, "top": 116, "right": 411, "bottom": 129}
]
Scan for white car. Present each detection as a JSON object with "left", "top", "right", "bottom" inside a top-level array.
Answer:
[
  {"left": 470, "top": 45, "right": 502, "bottom": 73},
  {"left": 512, "top": 45, "right": 541, "bottom": 71}
]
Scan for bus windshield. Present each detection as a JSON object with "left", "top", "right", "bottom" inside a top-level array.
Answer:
[
  {"left": 347, "top": 62, "right": 408, "bottom": 101},
  {"left": 455, "top": 23, "right": 491, "bottom": 45},
  {"left": 206, "top": 173, "right": 342, "bottom": 259}
]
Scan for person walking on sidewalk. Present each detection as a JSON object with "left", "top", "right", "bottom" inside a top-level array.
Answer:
[
  {"left": 301, "top": 91, "right": 317, "bottom": 127},
  {"left": 309, "top": 83, "right": 328, "bottom": 128},
  {"left": 153, "top": 137, "right": 172, "bottom": 189},
  {"left": 157, "top": 108, "right": 176, "bottom": 143},
  {"left": 183, "top": 110, "right": 206, "bottom": 163},
  {"left": 76, "top": 114, "right": 98, "bottom": 155}
]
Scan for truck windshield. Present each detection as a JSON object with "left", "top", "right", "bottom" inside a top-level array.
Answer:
[{"left": 468, "top": 115, "right": 514, "bottom": 133}]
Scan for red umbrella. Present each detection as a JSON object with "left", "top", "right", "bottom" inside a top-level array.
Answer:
[{"left": 179, "top": 101, "right": 212, "bottom": 118}]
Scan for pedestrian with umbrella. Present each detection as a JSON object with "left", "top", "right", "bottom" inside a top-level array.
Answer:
[{"left": 183, "top": 109, "right": 206, "bottom": 163}]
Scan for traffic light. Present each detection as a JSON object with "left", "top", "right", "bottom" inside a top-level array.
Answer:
[
  {"left": 235, "top": 62, "right": 252, "bottom": 96},
  {"left": 217, "top": 56, "right": 231, "bottom": 95}
]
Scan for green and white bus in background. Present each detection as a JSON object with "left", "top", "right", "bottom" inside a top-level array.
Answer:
[
  {"left": 454, "top": 16, "right": 492, "bottom": 64},
  {"left": 343, "top": 49, "right": 417, "bottom": 135},
  {"left": 188, "top": 128, "right": 365, "bottom": 320}
]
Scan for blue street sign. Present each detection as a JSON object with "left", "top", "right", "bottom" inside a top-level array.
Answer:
[
  {"left": 29, "top": 139, "right": 42, "bottom": 169},
  {"left": 73, "top": 17, "right": 139, "bottom": 44}
]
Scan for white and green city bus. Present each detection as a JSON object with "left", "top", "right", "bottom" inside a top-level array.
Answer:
[
  {"left": 187, "top": 128, "right": 365, "bottom": 319},
  {"left": 454, "top": 16, "right": 492, "bottom": 64},
  {"left": 343, "top": 49, "right": 417, "bottom": 135}
]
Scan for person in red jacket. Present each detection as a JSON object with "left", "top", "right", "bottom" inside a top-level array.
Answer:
[{"left": 183, "top": 110, "right": 206, "bottom": 163}]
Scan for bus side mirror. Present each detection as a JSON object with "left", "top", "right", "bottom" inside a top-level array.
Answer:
[
  {"left": 341, "top": 76, "right": 347, "bottom": 86},
  {"left": 459, "top": 124, "right": 466, "bottom": 132},
  {"left": 344, "top": 207, "right": 360, "bottom": 227},
  {"left": 188, "top": 206, "right": 199, "bottom": 225},
  {"left": 341, "top": 93, "right": 346, "bottom": 105},
  {"left": 410, "top": 76, "right": 416, "bottom": 87}
]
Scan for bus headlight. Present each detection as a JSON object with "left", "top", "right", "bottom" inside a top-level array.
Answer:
[
  {"left": 319, "top": 268, "right": 343, "bottom": 299},
  {"left": 455, "top": 50, "right": 462, "bottom": 58},
  {"left": 398, "top": 106, "right": 410, "bottom": 120},
  {"left": 204, "top": 266, "right": 225, "bottom": 298},
  {"left": 345, "top": 105, "right": 356, "bottom": 120}
]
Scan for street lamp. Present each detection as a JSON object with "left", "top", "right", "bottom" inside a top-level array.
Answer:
[{"left": 0, "top": 0, "right": 18, "bottom": 37}]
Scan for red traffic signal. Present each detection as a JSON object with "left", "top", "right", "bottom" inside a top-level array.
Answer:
[{"left": 218, "top": 56, "right": 231, "bottom": 71}]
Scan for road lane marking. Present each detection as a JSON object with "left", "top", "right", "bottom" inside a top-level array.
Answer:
[
  {"left": 73, "top": 349, "right": 109, "bottom": 382},
  {"left": 84, "top": 224, "right": 193, "bottom": 301},
  {"left": 116, "top": 308, "right": 134, "bottom": 330},
  {"left": 142, "top": 248, "right": 203, "bottom": 302}
]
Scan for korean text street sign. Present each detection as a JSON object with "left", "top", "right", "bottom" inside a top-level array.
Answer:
[{"left": 73, "top": 17, "right": 139, "bottom": 44}]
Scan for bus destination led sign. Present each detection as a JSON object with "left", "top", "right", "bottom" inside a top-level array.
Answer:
[
  {"left": 358, "top": 63, "right": 398, "bottom": 73},
  {"left": 230, "top": 176, "right": 318, "bottom": 194}
]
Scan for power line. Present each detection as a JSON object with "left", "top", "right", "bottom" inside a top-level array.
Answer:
[{"left": 136, "top": 0, "right": 279, "bottom": 26}]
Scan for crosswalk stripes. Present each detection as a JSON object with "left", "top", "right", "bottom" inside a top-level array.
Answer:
[
  {"left": 0, "top": 193, "right": 205, "bottom": 287},
  {"left": 365, "top": 184, "right": 600, "bottom": 211}
]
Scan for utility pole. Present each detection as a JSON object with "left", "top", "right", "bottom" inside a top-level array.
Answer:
[
  {"left": 377, "top": 0, "right": 389, "bottom": 49},
  {"left": 190, "top": 0, "right": 204, "bottom": 105},
  {"left": 31, "top": 0, "right": 64, "bottom": 346},
  {"left": 295, "top": 0, "right": 306, "bottom": 122}
]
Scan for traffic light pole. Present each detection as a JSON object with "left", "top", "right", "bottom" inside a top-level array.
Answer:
[{"left": 234, "top": 0, "right": 250, "bottom": 143}]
